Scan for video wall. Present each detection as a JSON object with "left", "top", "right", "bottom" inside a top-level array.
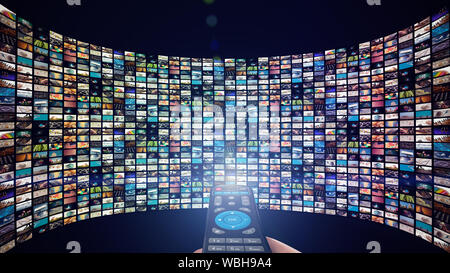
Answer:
[{"left": 0, "top": 3, "right": 449, "bottom": 252}]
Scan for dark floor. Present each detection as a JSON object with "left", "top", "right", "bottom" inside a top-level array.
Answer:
[{"left": 10, "top": 209, "right": 445, "bottom": 253}]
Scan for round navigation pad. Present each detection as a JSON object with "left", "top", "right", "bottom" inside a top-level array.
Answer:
[{"left": 215, "top": 210, "right": 251, "bottom": 230}]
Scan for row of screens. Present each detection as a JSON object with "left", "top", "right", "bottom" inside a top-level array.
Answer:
[{"left": 0, "top": 4, "right": 449, "bottom": 252}]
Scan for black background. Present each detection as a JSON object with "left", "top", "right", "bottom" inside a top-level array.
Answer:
[
  {"left": 11, "top": 210, "right": 446, "bottom": 253},
  {"left": 0, "top": 0, "right": 448, "bottom": 58}
]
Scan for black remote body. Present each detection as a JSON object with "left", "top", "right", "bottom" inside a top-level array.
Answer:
[{"left": 202, "top": 185, "right": 271, "bottom": 253}]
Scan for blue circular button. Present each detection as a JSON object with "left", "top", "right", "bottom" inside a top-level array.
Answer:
[{"left": 215, "top": 210, "right": 251, "bottom": 230}]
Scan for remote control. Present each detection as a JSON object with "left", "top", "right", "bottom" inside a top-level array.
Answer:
[{"left": 202, "top": 185, "right": 271, "bottom": 253}]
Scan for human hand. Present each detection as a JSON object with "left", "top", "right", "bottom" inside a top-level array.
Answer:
[{"left": 194, "top": 237, "right": 301, "bottom": 253}]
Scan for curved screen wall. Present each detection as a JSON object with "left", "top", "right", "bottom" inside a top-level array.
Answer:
[{"left": 0, "top": 4, "right": 449, "bottom": 253}]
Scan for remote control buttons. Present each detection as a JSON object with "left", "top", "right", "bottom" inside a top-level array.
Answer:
[
  {"left": 245, "top": 246, "right": 265, "bottom": 252},
  {"left": 215, "top": 210, "right": 251, "bottom": 230},
  {"left": 226, "top": 238, "right": 243, "bottom": 244},
  {"left": 212, "top": 227, "right": 225, "bottom": 235},
  {"left": 238, "top": 207, "right": 251, "bottom": 213},
  {"left": 208, "top": 245, "right": 226, "bottom": 252},
  {"left": 209, "top": 238, "right": 225, "bottom": 244},
  {"left": 214, "top": 196, "right": 222, "bottom": 206},
  {"left": 241, "top": 196, "right": 250, "bottom": 206},
  {"left": 242, "top": 227, "right": 256, "bottom": 235},
  {"left": 214, "top": 207, "right": 225, "bottom": 213},
  {"left": 226, "top": 246, "right": 244, "bottom": 252},
  {"left": 244, "top": 238, "right": 262, "bottom": 244}
]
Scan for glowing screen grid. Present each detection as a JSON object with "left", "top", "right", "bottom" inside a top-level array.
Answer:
[{"left": 0, "top": 4, "right": 449, "bottom": 252}]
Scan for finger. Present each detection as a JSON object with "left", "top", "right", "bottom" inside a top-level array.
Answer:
[
  {"left": 266, "top": 237, "right": 301, "bottom": 253},
  {"left": 194, "top": 248, "right": 203, "bottom": 253}
]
